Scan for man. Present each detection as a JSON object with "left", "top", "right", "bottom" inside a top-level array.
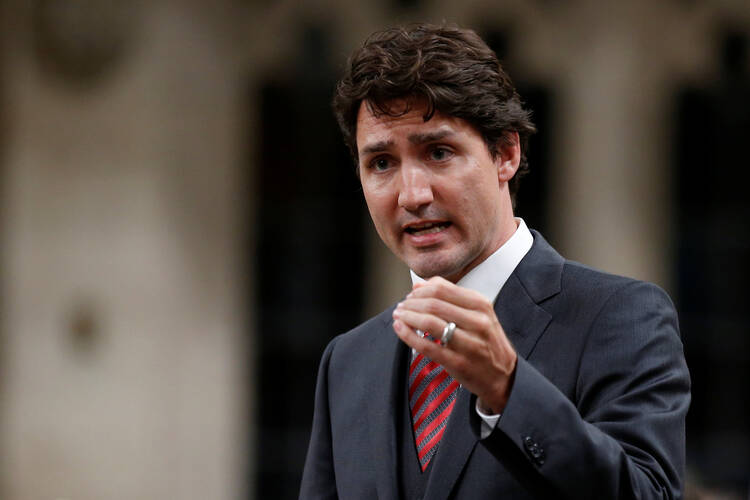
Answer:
[{"left": 300, "top": 23, "right": 690, "bottom": 499}]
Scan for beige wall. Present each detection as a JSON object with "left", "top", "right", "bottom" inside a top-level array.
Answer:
[{"left": 1, "top": 1, "right": 248, "bottom": 499}]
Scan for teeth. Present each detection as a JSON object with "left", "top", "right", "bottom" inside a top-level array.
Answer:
[{"left": 412, "top": 224, "right": 445, "bottom": 236}]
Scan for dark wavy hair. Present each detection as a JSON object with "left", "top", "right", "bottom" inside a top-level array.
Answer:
[{"left": 333, "top": 23, "right": 536, "bottom": 204}]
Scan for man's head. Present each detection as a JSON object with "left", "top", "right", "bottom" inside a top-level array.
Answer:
[
  {"left": 333, "top": 23, "right": 535, "bottom": 203},
  {"left": 334, "top": 23, "right": 535, "bottom": 282}
]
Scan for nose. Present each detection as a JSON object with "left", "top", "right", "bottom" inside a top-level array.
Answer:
[{"left": 398, "top": 164, "right": 433, "bottom": 211}]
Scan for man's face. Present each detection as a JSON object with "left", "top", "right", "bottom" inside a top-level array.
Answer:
[{"left": 356, "top": 99, "right": 519, "bottom": 282}]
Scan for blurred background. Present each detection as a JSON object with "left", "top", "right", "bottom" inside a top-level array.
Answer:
[{"left": 0, "top": 0, "right": 748, "bottom": 499}]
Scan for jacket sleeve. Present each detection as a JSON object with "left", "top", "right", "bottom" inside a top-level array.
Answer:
[
  {"left": 495, "top": 281, "right": 691, "bottom": 499},
  {"left": 299, "top": 338, "right": 339, "bottom": 500}
]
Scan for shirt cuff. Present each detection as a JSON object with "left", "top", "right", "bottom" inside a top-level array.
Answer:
[{"left": 475, "top": 399, "right": 501, "bottom": 439}]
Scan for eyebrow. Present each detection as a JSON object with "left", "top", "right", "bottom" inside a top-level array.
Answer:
[
  {"left": 360, "top": 129, "right": 455, "bottom": 155},
  {"left": 408, "top": 129, "right": 455, "bottom": 144},
  {"left": 360, "top": 140, "right": 394, "bottom": 155}
]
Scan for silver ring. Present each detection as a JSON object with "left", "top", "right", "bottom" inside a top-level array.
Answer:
[{"left": 441, "top": 322, "right": 456, "bottom": 346}]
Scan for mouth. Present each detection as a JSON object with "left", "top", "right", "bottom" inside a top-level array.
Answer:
[{"left": 403, "top": 221, "right": 452, "bottom": 237}]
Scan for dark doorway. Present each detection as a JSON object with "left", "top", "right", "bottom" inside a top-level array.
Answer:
[
  {"left": 482, "top": 27, "right": 554, "bottom": 236},
  {"left": 673, "top": 29, "right": 750, "bottom": 496},
  {"left": 252, "top": 26, "right": 367, "bottom": 500}
]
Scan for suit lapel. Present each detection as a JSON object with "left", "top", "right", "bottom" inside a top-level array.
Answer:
[
  {"left": 499, "top": 230, "right": 562, "bottom": 359},
  {"left": 494, "top": 273, "right": 552, "bottom": 359},
  {"left": 365, "top": 311, "right": 406, "bottom": 499},
  {"left": 422, "top": 231, "right": 562, "bottom": 499}
]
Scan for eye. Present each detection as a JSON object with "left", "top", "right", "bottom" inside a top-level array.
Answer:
[
  {"left": 429, "top": 146, "right": 453, "bottom": 162},
  {"left": 369, "top": 156, "right": 392, "bottom": 172}
]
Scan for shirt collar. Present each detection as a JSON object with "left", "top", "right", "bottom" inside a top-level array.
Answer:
[{"left": 410, "top": 218, "right": 533, "bottom": 303}]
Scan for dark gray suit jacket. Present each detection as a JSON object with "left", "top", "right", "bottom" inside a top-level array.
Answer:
[{"left": 300, "top": 231, "right": 690, "bottom": 499}]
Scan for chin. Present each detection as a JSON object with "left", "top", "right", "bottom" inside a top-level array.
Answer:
[{"left": 409, "top": 258, "right": 463, "bottom": 281}]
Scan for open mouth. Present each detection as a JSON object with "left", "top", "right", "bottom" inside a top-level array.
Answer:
[{"left": 404, "top": 221, "right": 451, "bottom": 236}]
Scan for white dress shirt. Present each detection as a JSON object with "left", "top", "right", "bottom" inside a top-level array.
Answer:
[{"left": 409, "top": 218, "right": 533, "bottom": 439}]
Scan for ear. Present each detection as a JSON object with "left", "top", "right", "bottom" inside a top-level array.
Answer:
[{"left": 494, "top": 131, "right": 521, "bottom": 183}]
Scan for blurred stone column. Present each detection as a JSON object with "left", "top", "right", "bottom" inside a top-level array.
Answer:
[
  {"left": 0, "top": 1, "right": 248, "bottom": 499},
  {"left": 549, "top": 26, "right": 673, "bottom": 287},
  {"left": 535, "top": 1, "right": 708, "bottom": 291}
]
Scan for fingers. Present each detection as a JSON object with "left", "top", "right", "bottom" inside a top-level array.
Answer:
[
  {"left": 393, "top": 305, "right": 449, "bottom": 338},
  {"left": 397, "top": 278, "right": 517, "bottom": 413},
  {"left": 392, "top": 318, "right": 462, "bottom": 366},
  {"left": 393, "top": 314, "right": 497, "bottom": 395},
  {"left": 397, "top": 297, "right": 491, "bottom": 335},
  {"left": 411, "top": 276, "right": 493, "bottom": 313},
  {"left": 400, "top": 276, "right": 497, "bottom": 342},
  {"left": 393, "top": 310, "right": 471, "bottom": 351}
]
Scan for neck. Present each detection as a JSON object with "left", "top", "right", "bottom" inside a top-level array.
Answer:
[{"left": 446, "top": 215, "right": 519, "bottom": 283}]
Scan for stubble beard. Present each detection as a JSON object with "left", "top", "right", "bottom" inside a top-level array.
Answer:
[{"left": 405, "top": 245, "right": 474, "bottom": 283}]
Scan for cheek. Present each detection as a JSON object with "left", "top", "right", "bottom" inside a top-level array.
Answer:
[
  {"left": 456, "top": 187, "right": 498, "bottom": 232},
  {"left": 363, "top": 178, "right": 397, "bottom": 209}
]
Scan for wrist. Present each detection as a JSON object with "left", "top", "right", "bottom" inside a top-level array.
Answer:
[{"left": 480, "top": 355, "right": 517, "bottom": 415}]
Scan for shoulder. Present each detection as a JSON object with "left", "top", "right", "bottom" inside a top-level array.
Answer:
[
  {"left": 334, "top": 303, "right": 395, "bottom": 344},
  {"left": 314, "top": 304, "right": 403, "bottom": 401},
  {"left": 560, "top": 259, "right": 668, "bottom": 301},
  {"left": 526, "top": 229, "right": 675, "bottom": 312},
  {"left": 527, "top": 238, "right": 688, "bottom": 405},
  {"left": 524, "top": 231, "right": 680, "bottom": 353},
  {"left": 553, "top": 260, "right": 684, "bottom": 386},
  {"left": 552, "top": 260, "right": 679, "bottom": 353},
  {"left": 559, "top": 258, "right": 676, "bottom": 316},
  {"left": 320, "top": 303, "right": 398, "bottom": 362}
]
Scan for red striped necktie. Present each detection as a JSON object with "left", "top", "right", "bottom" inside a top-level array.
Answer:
[{"left": 408, "top": 335, "right": 460, "bottom": 471}]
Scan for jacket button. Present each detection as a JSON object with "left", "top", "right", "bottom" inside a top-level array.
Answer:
[
  {"left": 523, "top": 436, "right": 534, "bottom": 447},
  {"left": 522, "top": 436, "right": 546, "bottom": 466}
]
